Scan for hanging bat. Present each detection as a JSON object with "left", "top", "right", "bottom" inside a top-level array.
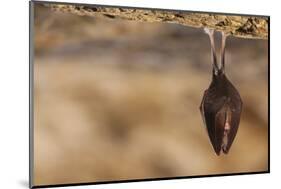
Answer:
[{"left": 200, "top": 28, "right": 243, "bottom": 155}]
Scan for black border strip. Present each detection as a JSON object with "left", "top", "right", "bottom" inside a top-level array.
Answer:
[
  {"left": 29, "top": 0, "right": 270, "bottom": 188},
  {"left": 32, "top": 171, "right": 269, "bottom": 188},
  {"left": 268, "top": 16, "right": 270, "bottom": 173},
  {"left": 29, "top": 1, "right": 34, "bottom": 188}
]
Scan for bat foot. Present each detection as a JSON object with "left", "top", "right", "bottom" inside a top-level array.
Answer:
[{"left": 204, "top": 28, "right": 215, "bottom": 36}]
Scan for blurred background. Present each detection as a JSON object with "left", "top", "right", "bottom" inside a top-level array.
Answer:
[{"left": 33, "top": 3, "right": 268, "bottom": 186}]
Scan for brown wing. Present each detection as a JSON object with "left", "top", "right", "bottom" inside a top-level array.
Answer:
[
  {"left": 200, "top": 90, "right": 228, "bottom": 155},
  {"left": 199, "top": 90, "right": 207, "bottom": 127}
]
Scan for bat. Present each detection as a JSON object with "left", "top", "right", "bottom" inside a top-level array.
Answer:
[{"left": 200, "top": 29, "right": 243, "bottom": 155}]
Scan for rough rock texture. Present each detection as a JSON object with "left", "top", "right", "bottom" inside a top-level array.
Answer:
[{"left": 46, "top": 4, "right": 268, "bottom": 40}]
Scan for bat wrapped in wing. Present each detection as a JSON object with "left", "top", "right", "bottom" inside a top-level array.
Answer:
[{"left": 200, "top": 29, "right": 243, "bottom": 155}]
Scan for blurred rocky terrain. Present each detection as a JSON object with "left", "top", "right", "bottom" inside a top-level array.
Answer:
[{"left": 33, "top": 4, "right": 268, "bottom": 186}]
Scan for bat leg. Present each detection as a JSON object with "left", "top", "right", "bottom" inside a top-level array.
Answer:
[
  {"left": 220, "top": 31, "right": 228, "bottom": 73},
  {"left": 204, "top": 28, "right": 219, "bottom": 73}
]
